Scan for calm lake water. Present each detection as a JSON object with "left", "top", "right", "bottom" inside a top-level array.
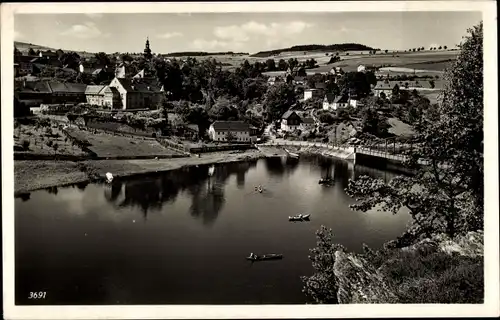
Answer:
[{"left": 15, "top": 156, "right": 411, "bottom": 305}]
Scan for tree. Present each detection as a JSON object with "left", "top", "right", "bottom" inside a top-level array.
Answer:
[
  {"left": 318, "top": 113, "right": 335, "bottom": 125},
  {"left": 297, "top": 67, "right": 307, "bottom": 77},
  {"left": 346, "top": 22, "right": 483, "bottom": 245},
  {"left": 95, "top": 52, "right": 111, "bottom": 67},
  {"left": 392, "top": 84, "right": 400, "bottom": 97},
  {"left": 428, "top": 80, "right": 435, "bottom": 89},
  {"left": 444, "top": 45, "right": 448, "bottom": 50},
  {"left": 301, "top": 226, "right": 343, "bottom": 303},
  {"left": 67, "top": 113, "right": 78, "bottom": 124},
  {"left": 52, "top": 142, "right": 59, "bottom": 157},
  {"left": 278, "top": 59, "right": 288, "bottom": 71},
  {"left": 59, "top": 51, "right": 81, "bottom": 70},
  {"left": 263, "top": 82, "right": 297, "bottom": 121},
  {"left": 265, "top": 59, "right": 276, "bottom": 71},
  {"left": 385, "top": 49, "right": 389, "bottom": 53},
  {"left": 28, "top": 48, "right": 36, "bottom": 56},
  {"left": 439, "top": 46, "right": 442, "bottom": 50},
  {"left": 22, "top": 140, "right": 30, "bottom": 151}
]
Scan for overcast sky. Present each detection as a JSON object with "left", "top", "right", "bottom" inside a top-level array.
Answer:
[{"left": 14, "top": 11, "right": 482, "bottom": 54}]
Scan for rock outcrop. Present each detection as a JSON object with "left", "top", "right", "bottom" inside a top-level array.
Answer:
[
  {"left": 331, "top": 231, "right": 483, "bottom": 303},
  {"left": 333, "top": 251, "right": 398, "bottom": 303}
]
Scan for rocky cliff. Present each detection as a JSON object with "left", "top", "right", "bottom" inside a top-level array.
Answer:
[{"left": 332, "top": 231, "right": 484, "bottom": 303}]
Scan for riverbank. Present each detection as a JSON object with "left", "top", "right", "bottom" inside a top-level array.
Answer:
[
  {"left": 14, "top": 149, "right": 267, "bottom": 195},
  {"left": 14, "top": 144, "right": 363, "bottom": 195}
]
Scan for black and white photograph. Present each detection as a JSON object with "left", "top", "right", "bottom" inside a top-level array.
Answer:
[{"left": 2, "top": 1, "right": 498, "bottom": 319}]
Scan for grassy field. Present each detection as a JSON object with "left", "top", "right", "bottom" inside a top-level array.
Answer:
[
  {"left": 419, "top": 91, "right": 443, "bottom": 105},
  {"left": 213, "top": 50, "right": 459, "bottom": 75},
  {"left": 65, "top": 128, "right": 181, "bottom": 158},
  {"left": 14, "top": 124, "right": 88, "bottom": 156},
  {"left": 14, "top": 161, "right": 88, "bottom": 195}
]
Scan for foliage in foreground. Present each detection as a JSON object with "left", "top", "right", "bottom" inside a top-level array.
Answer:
[
  {"left": 346, "top": 22, "right": 483, "bottom": 245},
  {"left": 364, "top": 241, "right": 484, "bottom": 303},
  {"left": 303, "top": 22, "right": 484, "bottom": 304}
]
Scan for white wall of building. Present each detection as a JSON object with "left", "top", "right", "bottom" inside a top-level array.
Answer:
[{"left": 209, "top": 127, "right": 251, "bottom": 142}]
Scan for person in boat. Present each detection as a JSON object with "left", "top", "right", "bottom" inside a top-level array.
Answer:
[{"left": 249, "top": 252, "right": 257, "bottom": 259}]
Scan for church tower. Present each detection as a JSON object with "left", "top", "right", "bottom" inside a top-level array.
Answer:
[{"left": 144, "top": 37, "right": 152, "bottom": 60}]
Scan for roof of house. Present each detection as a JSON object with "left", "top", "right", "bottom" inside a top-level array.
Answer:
[
  {"left": 115, "top": 77, "right": 163, "bottom": 93},
  {"left": 133, "top": 69, "right": 145, "bottom": 78},
  {"left": 211, "top": 121, "right": 250, "bottom": 131},
  {"left": 85, "top": 85, "right": 107, "bottom": 95},
  {"left": 333, "top": 95, "right": 348, "bottom": 103},
  {"left": 324, "top": 93, "right": 336, "bottom": 103},
  {"left": 15, "top": 81, "right": 52, "bottom": 93},
  {"left": 281, "top": 110, "right": 303, "bottom": 121},
  {"left": 47, "top": 82, "right": 87, "bottom": 94},
  {"left": 15, "top": 55, "right": 39, "bottom": 64}
]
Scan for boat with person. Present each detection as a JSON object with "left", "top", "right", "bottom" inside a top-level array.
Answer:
[
  {"left": 288, "top": 214, "right": 311, "bottom": 221},
  {"left": 246, "top": 253, "right": 283, "bottom": 261},
  {"left": 318, "top": 178, "right": 334, "bottom": 185},
  {"left": 254, "top": 185, "right": 264, "bottom": 193}
]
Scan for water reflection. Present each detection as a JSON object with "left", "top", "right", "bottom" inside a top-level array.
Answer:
[
  {"left": 74, "top": 181, "right": 89, "bottom": 191},
  {"left": 15, "top": 156, "right": 411, "bottom": 305},
  {"left": 102, "top": 161, "right": 257, "bottom": 225},
  {"left": 18, "top": 193, "right": 31, "bottom": 202},
  {"left": 264, "top": 156, "right": 300, "bottom": 178},
  {"left": 46, "top": 186, "right": 58, "bottom": 195}
]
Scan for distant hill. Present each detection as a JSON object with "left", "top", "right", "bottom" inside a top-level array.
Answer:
[
  {"left": 250, "top": 43, "right": 375, "bottom": 58},
  {"left": 14, "top": 41, "right": 96, "bottom": 58},
  {"left": 14, "top": 41, "right": 56, "bottom": 52},
  {"left": 164, "top": 51, "right": 249, "bottom": 57}
]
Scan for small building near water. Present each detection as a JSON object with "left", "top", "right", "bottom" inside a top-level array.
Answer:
[
  {"left": 209, "top": 121, "right": 251, "bottom": 142},
  {"left": 280, "top": 110, "right": 302, "bottom": 132}
]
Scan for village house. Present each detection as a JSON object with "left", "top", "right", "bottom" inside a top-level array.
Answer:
[
  {"left": 293, "top": 76, "right": 307, "bottom": 85},
  {"left": 108, "top": 77, "right": 164, "bottom": 110},
  {"left": 329, "top": 67, "right": 344, "bottom": 76},
  {"left": 373, "top": 82, "right": 395, "bottom": 99},
  {"left": 267, "top": 76, "right": 283, "bottom": 86},
  {"left": 280, "top": 110, "right": 303, "bottom": 132},
  {"left": 300, "top": 117, "right": 316, "bottom": 131},
  {"left": 14, "top": 80, "right": 53, "bottom": 107},
  {"left": 357, "top": 65, "right": 366, "bottom": 72},
  {"left": 14, "top": 55, "right": 38, "bottom": 76},
  {"left": 208, "top": 121, "right": 251, "bottom": 142},
  {"left": 303, "top": 88, "right": 323, "bottom": 101},
  {"left": 85, "top": 85, "right": 122, "bottom": 109},
  {"left": 323, "top": 93, "right": 349, "bottom": 111},
  {"left": 47, "top": 82, "right": 88, "bottom": 104}
]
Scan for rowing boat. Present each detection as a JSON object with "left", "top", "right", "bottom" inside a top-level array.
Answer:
[
  {"left": 246, "top": 254, "right": 283, "bottom": 261},
  {"left": 289, "top": 214, "right": 311, "bottom": 221}
]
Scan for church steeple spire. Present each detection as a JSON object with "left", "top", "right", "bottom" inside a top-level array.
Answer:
[{"left": 144, "top": 36, "right": 152, "bottom": 60}]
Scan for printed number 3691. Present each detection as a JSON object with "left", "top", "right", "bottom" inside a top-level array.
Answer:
[{"left": 29, "top": 292, "right": 46, "bottom": 299}]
